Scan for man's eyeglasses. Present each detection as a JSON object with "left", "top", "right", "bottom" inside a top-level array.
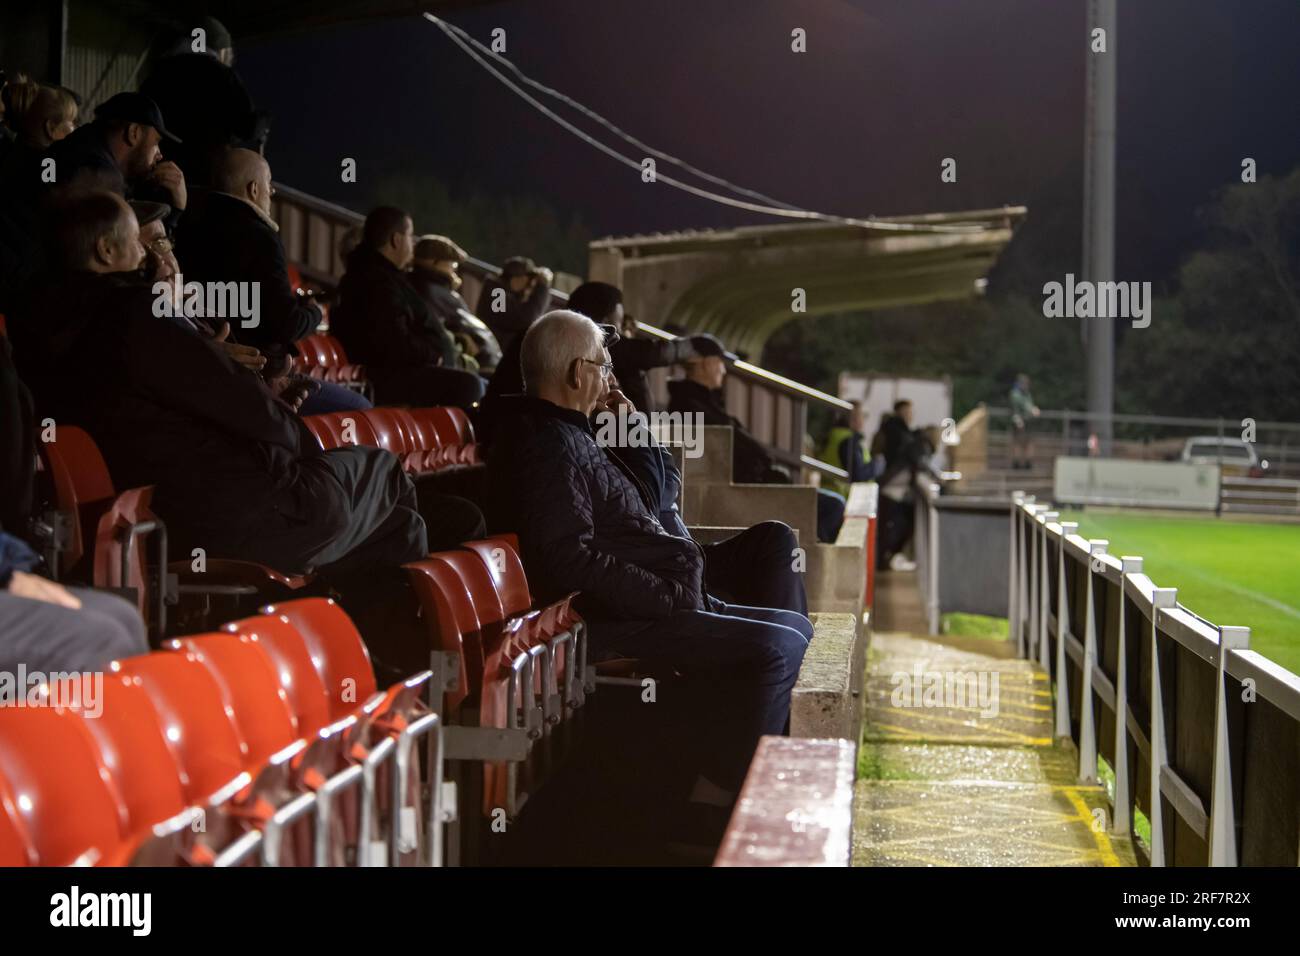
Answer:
[
  {"left": 577, "top": 357, "right": 614, "bottom": 378},
  {"left": 143, "top": 236, "right": 173, "bottom": 255}
]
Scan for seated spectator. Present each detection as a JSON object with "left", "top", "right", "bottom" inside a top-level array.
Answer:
[
  {"left": 0, "top": 74, "right": 77, "bottom": 154},
  {"left": 170, "top": 148, "right": 366, "bottom": 415},
  {"left": 818, "top": 400, "right": 886, "bottom": 498},
  {"left": 1, "top": 531, "right": 148, "bottom": 673},
  {"left": 176, "top": 149, "right": 314, "bottom": 356},
  {"left": 406, "top": 234, "right": 502, "bottom": 374},
  {"left": 567, "top": 280, "right": 694, "bottom": 413},
  {"left": 331, "top": 206, "right": 484, "bottom": 410},
  {"left": 485, "top": 310, "right": 812, "bottom": 840},
  {"left": 0, "top": 77, "right": 79, "bottom": 308},
  {"left": 610, "top": 404, "right": 808, "bottom": 616},
  {"left": 133, "top": 200, "right": 310, "bottom": 412},
  {"left": 10, "top": 191, "right": 435, "bottom": 583},
  {"left": 46, "top": 92, "right": 187, "bottom": 219},
  {"left": 0, "top": 335, "right": 146, "bottom": 672},
  {"left": 138, "top": 16, "right": 269, "bottom": 187},
  {"left": 475, "top": 255, "right": 551, "bottom": 355},
  {"left": 667, "top": 335, "right": 846, "bottom": 543}
]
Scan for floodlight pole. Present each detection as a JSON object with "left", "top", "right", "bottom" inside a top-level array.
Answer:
[{"left": 1082, "top": 0, "right": 1117, "bottom": 456}]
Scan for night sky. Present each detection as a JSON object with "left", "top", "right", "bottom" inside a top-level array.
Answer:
[{"left": 237, "top": 0, "right": 1300, "bottom": 284}]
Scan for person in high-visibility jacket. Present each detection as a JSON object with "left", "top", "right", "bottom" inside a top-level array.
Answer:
[{"left": 818, "top": 401, "right": 885, "bottom": 497}]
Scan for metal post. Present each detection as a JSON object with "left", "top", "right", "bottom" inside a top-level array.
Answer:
[
  {"left": 1083, "top": 0, "right": 1117, "bottom": 456},
  {"left": 1077, "top": 540, "right": 1107, "bottom": 783},
  {"left": 1209, "top": 625, "right": 1250, "bottom": 866},
  {"left": 1148, "top": 587, "right": 1179, "bottom": 866},
  {"left": 1054, "top": 522, "right": 1079, "bottom": 740},
  {"left": 1111, "top": 556, "right": 1143, "bottom": 836},
  {"left": 1009, "top": 494, "right": 1024, "bottom": 655}
]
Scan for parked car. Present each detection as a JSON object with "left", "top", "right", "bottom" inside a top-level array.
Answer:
[{"left": 1180, "top": 437, "right": 1268, "bottom": 478}]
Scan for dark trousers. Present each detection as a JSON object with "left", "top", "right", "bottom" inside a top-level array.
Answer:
[
  {"left": 207, "top": 446, "right": 428, "bottom": 579},
  {"left": 592, "top": 602, "right": 813, "bottom": 791},
  {"left": 411, "top": 483, "right": 486, "bottom": 551},
  {"left": 701, "top": 520, "right": 808, "bottom": 616},
  {"left": 370, "top": 365, "right": 485, "bottom": 411},
  {"left": 0, "top": 587, "right": 148, "bottom": 673},
  {"left": 298, "top": 381, "right": 373, "bottom": 415},
  {"left": 816, "top": 488, "right": 846, "bottom": 543},
  {"left": 877, "top": 494, "right": 915, "bottom": 568}
]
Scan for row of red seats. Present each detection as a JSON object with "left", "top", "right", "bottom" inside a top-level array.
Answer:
[
  {"left": 293, "top": 333, "right": 367, "bottom": 389},
  {"left": 302, "top": 406, "right": 480, "bottom": 472},
  {"left": 40, "top": 426, "right": 311, "bottom": 637},
  {"left": 405, "top": 537, "right": 586, "bottom": 820},
  {"left": 0, "top": 598, "right": 443, "bottom": 868}
]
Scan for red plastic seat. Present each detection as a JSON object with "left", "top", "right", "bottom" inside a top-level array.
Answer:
[
  {"left": 404, "top": 557, "right": 484, "bottom": 713},
  {"left": 0, "top": 775, "right": 35, "bottom": 866},
  {"left": 0, "top": 706, "right": 130, "bottom": 866},
  {"left": 435, "top": 407, "right": 481, "bottom": 465},
  {"left": 111, "top": 653, "right": 250, "bottom": 803},
  {"left": 463, "top": 537, "right": 531, "bottom": 617},
  {"left": 164, "top": 633, "right": 301, "bottom": 765},
  {"left": 67, "top": 672, "right": 190, "bottom": 836},
  {"left": 262, "top": 598, "right": 379, "bottom": 721},
  {"left": 93, "top": 485, "right": 161, "bottom": 625},
  {"left": 304, "top": 411, "right": 380, "bottom": 451},
  {"left": 224, "top": 613, "right": 336, "bottom": 739},
  {"left": 41, "top": 424, "right": 117, "bottom": 572},
  {"left": 405, "top": 407, "right": 464, "bottom": 470},
  {"left": 361, "top": 408, "right": 416, "bottom": 458}
]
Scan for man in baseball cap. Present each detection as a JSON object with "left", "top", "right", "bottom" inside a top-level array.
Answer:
[{"left": 46, "top": 91, "right": 187, "bottom": 217}]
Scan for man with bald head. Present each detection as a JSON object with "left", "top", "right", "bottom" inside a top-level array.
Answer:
[
  {"left": 176, "top": 147, "right": 320, "bottom": 362},
  {"left": 486, "top": 309, "right": 813, "bottom": 850}
]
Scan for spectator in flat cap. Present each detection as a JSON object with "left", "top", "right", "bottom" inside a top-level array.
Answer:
[
  {"left": 566, "top": 280, "right": 695, "bottom": 414},
  {"left": 668, "top": 333, "right": 846, "bottom": 543},
  {"left": 139, "top": 16, "right": 269, "bottom": 187},
  {"left": 475, "top": 254, "right": 552, "bottom": 355},
  {"left": 332, "top": 206, "right": 485, "bottom": 410},
  {"left": 406, "top": 234, "right": 502, "bottom": 375}
]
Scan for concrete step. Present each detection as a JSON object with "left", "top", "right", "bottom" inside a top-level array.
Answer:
[{"left": 791, "top": 612, "right": 864, "bottom": 742}]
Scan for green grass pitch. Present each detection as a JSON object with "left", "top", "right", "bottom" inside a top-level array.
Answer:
[{"left": 1059, "top": 510, "right": 1300, "bottom": 675}]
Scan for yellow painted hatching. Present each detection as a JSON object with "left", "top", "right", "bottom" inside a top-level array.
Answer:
[{"left": 854, "top": 630, "right": 1137, "bottom": 867}]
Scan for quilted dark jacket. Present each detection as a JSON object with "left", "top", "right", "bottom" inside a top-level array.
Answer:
[{"left": 485, "top": 396, "right": 707, "bottom": 630}]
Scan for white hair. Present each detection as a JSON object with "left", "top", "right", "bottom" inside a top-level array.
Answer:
[{"left": 520, "top": 310, "right": 603, "bottom": 392}]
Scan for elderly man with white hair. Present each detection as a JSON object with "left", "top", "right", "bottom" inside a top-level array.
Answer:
[{"left": 485, "top": 310, "right": 813, "bottom": 850}]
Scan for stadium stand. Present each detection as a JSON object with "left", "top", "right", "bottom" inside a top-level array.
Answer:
[{"left": 0, "top": 31, "right": 873, "bottom": 869}]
